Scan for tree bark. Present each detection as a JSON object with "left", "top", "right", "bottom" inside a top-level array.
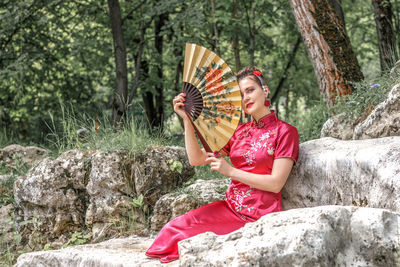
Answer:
[
  {"left": 328, "top": 0, "right": 345, "bottom": 27},
  {"left": 290, "top": 0, "right": 364, "bottom": 106},
  {"left": 270, "top": 36, "right": 302, "bottom": 104},
  {"left": 242, "top": 0, "right": 255, "bottom": 66},
  {"left": 210, "top": 0, "right": 220, "bottom": 55},
  {"left": 153, "top": 13, "right": 167, "bottom": 130},
  {"left": 108, "top": 0, "right": 128, "bottom": 126},
  {"left": 232, "top": 0, "right": 241, "bottom": 72},
  {"left": 372, "top": 0, "right": 398, "bottom": 71}
]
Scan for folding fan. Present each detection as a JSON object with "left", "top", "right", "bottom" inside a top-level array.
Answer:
[{"left": 182, "top": 43, "right": 242, "bottom": 153}]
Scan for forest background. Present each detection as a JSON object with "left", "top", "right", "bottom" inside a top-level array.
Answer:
[{"left": 1, "top": 0, "right": 400, "bottom": 154}]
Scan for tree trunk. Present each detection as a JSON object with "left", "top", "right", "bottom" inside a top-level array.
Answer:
[
  {"left": 289, "top": 0, "right": 364, "bottom": 106},
  {"left": 210, "top": 0, "right": 220, "bottom": 55},
  {"left": 140, "top": 60, "right": 155, "bottom": 129},
  {"left": 153, "top": 13, "right": 167, "bottom": 130},
  {"left": 242, "top": 0, "right": 255, "bottom": 66},
  {"left": 232, "top": 0, "right": 241, "bottom": 72},
  {"left": 372, "top": 0, "right": 398, "bottom": 71},
  {"left": 328, "top": 0, "right": 345, "bottom": 27},
  {"left": 108, "top": 0, "right": 128, "bottom": 126},
  {"left": 271, "top": 36, "right": 302, "bottom": 104}
]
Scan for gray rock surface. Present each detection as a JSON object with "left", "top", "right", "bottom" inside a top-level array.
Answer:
[
  {"left": 178, "top": 206, "right": 400, "bottom": 266},
  {"left": 151, "top": 179, "right": 229, "bottom": 231},
  {"left": 133, "top": 146, "right": 195, "bottom": 209},
  {"left": 0, "top": 144, "right": 48, "bottom": 169},
  {"left": 14, "top": 149, "right": 91, "bottom": 244},
  {"left": 320, "top": 112, "right": 357, "bottom": 140},
  {"left": 282, "top": 137, "right": 400, "bottom": 212},
  {"left": 353, "top": 84, "right": 400, "bottom": 139},
  {"left": 0, "top": 204, "right": 14, "bottom": 245},
  {"left": 13, "top": 146, "right": 194, "bottom": 246},
  {"left": 85, "top": 150, "right": 140, "bottom": 240},
  {"left": 15, "top": 235, "right": 178, "bottom": 267}
]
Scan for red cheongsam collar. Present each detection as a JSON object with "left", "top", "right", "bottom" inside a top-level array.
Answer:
[{"left": 250, "top": 110, "right": 278, "bottom": 129}]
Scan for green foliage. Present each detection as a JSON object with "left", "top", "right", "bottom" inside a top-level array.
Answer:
[
  {"left": 63, "top": 232, "right": 92, "bottom": 248},
  {"left": 44, "top": 103, "right": 173, "bottom": 157},
  {"left": 285, "top": 98, "right": 331, "bottom": 143},
  {"left": 131, "top": 194, "right": 144, "bottom": 209},
  {"left": 0, "top": 154, "right": 30, "bottom": 207},
  {"left": 332, "top": 72, "right": 399, "bottom": 119},
  {"left": 167, "top": 159, "right": 183, "bottom": 174},
  {"left": 284, "top": 71, "right": 399, "bottom": 143}
]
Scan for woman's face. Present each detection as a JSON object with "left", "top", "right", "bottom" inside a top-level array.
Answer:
[{"left": 239, "top": 77, "right": 267, "bottom": 117}]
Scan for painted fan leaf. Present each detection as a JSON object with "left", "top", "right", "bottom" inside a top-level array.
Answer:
[{"left": 182, "top": 43, "right": 242, "bottom": 152}]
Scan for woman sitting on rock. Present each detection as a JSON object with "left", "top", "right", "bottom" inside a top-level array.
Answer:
[{"left": 145, "top": 66, "right": 299, "bottom": 263}]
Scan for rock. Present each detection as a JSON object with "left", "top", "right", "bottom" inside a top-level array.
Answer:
[
  {"left": 0, "top": 144, "right": 48, "bottom": 169},
  {"left": 85, "top": 150, "right": 140, "bottom": 240},
  {"left": 132, "top": 146, "right": 195, "bottom": 209},
  {"left": 13, "top": 150, "right": 92, "bottom": 246},
  {"left": 15, "top": 235, "right": 178, "bottom": 267},
  {"left": 353, "top": 84, "right": 400, "bottom": 139},
  {"left": 0, "top": 204, "right": 14, "bottom": 234},
  {"left": 13, "top": 146, "right": 194, "bottom": 245},
  {"left": 178, "top": 206, "right": 400, "bottom": 266},
  {"left": 390, "top": 60, "right": 400, "bottom": 76},
  {"left": 282, "top": 137, "right": 400, "bottom": 212},
  {"left": 151, "top": 179, "right": 229, "bottom": 231},
  {"left": 320, "top": 113, "right": 357, "bottom": 140},
  {"left": 0, "top": 204, "right": 15, "bottom": 248}
]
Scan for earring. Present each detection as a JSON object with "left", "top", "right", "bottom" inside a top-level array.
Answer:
[
  {"left": 265, "top": 99, "right": 271, "bottom": 107},
  {"left": 244, "top": 112, "right": 248, "bottom": 118}
]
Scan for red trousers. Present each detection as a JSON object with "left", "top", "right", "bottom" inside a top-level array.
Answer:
[{"left": 145, "top": 200, "right": 248, "bottom": 263}]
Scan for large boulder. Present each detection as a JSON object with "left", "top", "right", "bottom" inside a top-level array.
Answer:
[
  {"left": 16, "top": 206, "right": 400, "bottom": 266},
  {"left": 151, "top": 179, "right": 229, "bottom": 231},
  {"left": 0, "top": 144, "right": 48, "bottom": 170},
  {"left": 13, "top": 146, "right": 194, "bottom": 246},
  {"left": 282, "top": 137, "right": 400, "bottom": 212},
  {"left": 178, "top": 206, "right": 400, "bottom": 266},
  {"left": 15, "top": 235, "right": 178, "bottom": 267},
  {"left": 353, "top": 84, "right": 400, "bottom": 139}
]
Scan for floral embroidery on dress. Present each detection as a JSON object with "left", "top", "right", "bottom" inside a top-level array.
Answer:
[
  {"left": 242, "top": 129, "right": 277, "bottom": 165},
  {"left": 229, "top": 188, "right": 255, "bottom": 213}
]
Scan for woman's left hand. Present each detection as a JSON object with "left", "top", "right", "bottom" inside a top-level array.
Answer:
[{"left": 205, "top": 152, "right": 232, "bottom": 177}]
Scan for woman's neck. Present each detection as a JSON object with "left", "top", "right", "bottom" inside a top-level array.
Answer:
[{"left": 252, "top": 107, "right": 271, "bottom": 122}]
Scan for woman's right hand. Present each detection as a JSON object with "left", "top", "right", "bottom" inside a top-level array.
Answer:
[{"left": 173, "top": 93, "right": 189, "bottom": 121}]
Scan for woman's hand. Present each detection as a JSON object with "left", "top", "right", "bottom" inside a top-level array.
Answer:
[
  {"left": 173, "top": 93, "right": 189, "bottom": 121},
  {"left": 205, "top": 152, "right": 233, "bottom": 177}
]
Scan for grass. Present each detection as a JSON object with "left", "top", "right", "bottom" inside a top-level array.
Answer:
[
  {"left": 45, "top": 104, "right": 183, "bottom": 157},
  {"left": 285, "top": 71, "right": 399, "bottom": 143}
]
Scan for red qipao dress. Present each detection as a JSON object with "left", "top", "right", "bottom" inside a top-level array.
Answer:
[{"left": 145, "top": 111, "right": 299, "bottom": 263}]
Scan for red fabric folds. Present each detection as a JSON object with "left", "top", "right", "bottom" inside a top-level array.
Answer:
[{"left": 145, "top": 201, "right": 246, "bottom": 263}]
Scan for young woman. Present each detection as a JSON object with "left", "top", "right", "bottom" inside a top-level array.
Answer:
[{"left": 145, "top": 66, "right": 299, "bottom": 263}]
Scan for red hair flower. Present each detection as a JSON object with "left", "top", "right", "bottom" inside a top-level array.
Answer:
[{"left": 253, "top": 70, "right": 262, "bottom": 76}]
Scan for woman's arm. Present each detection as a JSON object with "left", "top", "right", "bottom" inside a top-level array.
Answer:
[
  {"left": 205, "top": 153, "right": 294, "bottom": 193},
  {"left": 182, "top": 119, "right": 209, "bottom": 166}
]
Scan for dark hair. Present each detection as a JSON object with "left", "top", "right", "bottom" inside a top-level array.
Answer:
[{"left": 236, "top": 66, "right": 265, "bottom": 87}]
